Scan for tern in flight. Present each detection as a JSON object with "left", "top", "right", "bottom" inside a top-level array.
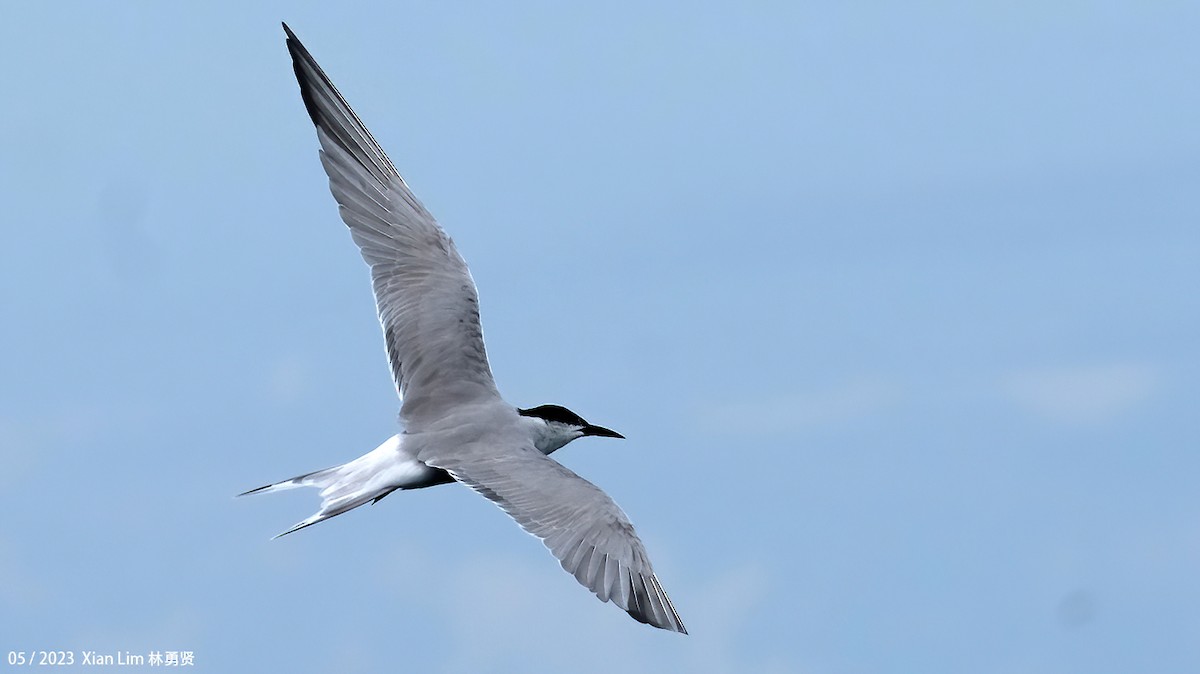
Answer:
[{"left": 241, "top": 24, "right": 686, "bottom": 634}]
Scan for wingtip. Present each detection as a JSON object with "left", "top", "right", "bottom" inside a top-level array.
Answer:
[
  {"left": 626, "top": 606, "right": 688, "bottom": 634},
  {"left": 630, "top": 609, "right": 686, "bottom": 633},
  {"left": 654, "top": 575, "right": 688, "bottom": 634},
  {"left": 280, "top": 23, "right": 326, "bottom": 130},
  {"left": 626, "top": 573, "right": 688, "bottom": 634}
]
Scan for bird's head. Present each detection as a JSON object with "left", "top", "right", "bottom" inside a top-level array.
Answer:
[{"left": 518, "top": 404, "right": 624, "bottom": 454}]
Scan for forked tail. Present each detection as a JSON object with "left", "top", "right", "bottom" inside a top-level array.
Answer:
[{"left": 239, "top": 435, "right": 416, "bottom": 538}]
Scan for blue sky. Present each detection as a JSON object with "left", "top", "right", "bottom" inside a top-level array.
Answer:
[{"left": 2, "top": 2, "right": 1198, "bottom": 672}]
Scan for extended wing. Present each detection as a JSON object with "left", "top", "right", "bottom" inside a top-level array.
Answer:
[
  {"left": 284, "top": 24, "right": 500, "bottom": 426},
  {"left": 422, "top": 440, "right": 687, "bottom": 633}
]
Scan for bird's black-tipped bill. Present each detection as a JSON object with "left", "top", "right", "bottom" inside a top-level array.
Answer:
[{"left": 583, "top": 425, "right": 624, "bottom": 439}]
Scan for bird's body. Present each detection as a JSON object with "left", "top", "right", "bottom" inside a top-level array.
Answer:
[
  {"left": 242, "top": 404, "right": 586, "bottom": 535},
  {"left": 240, "top": 23, "right": 687, "bottom": 634}
]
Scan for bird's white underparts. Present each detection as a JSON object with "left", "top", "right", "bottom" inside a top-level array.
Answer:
[{"left": 240, "top": 23, "right": 687, "bottom": 635}]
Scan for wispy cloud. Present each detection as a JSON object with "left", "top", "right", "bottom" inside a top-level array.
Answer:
[
  {"left": 0, "top": 541, "right": 46, "bottom": 609},
  {"left": 373, "top": 545, "right": 796, "bottom": 674},
  {"left": 264, "top": 353, "right": 314, "bottom": 405},
  {"left": 700, "top": 378, "right": 902, "bottom": 435},
  {"left": 0, "top": 417, "right": 40, "bottom": 487},
  {"left": 0, "top": 400, "right": 157, "bottom": 486},
  {"left": 1002, "top": 363, "right": 1157, "bottom": 424}
]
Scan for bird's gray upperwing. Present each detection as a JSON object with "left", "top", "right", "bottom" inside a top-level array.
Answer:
[
  {"left": 420, "top": 441, "right": 688, "bottom": 633},
  {"left": 283, "top": 24, "right": 500, "bottom": 425}
]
